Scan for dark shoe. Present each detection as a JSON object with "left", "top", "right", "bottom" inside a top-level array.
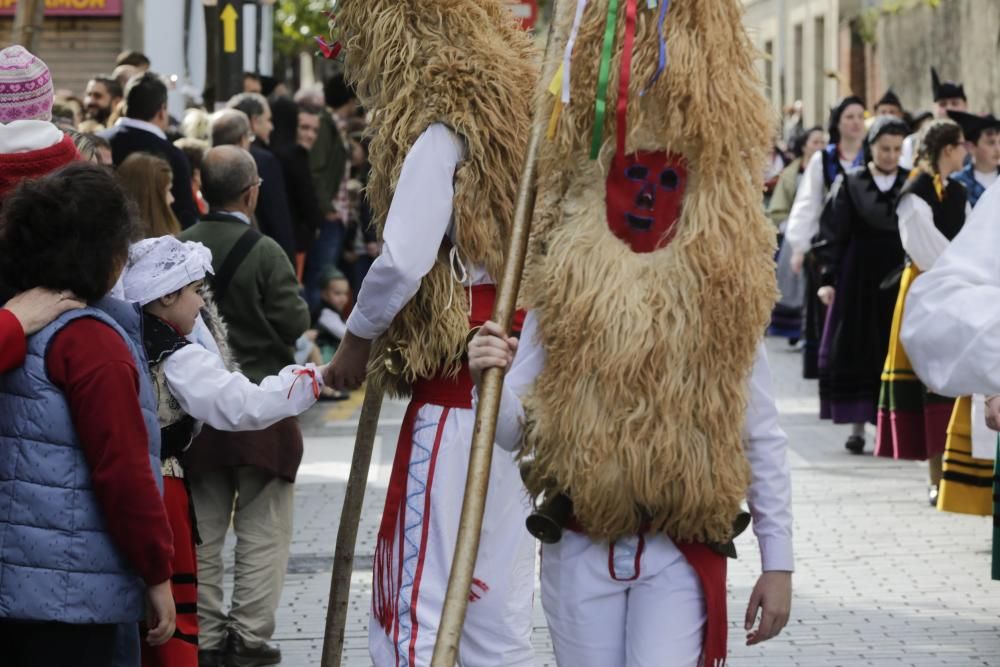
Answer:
[
  {"left": 199, "top": 650, "right": 225, "bottom": 667},
  {"left": 845, "top": 435, "right": 865, "bottom": 455},
  {"left": 226, "top": 632, "right": 282, "bottom": 667},
  {"left": 928, "top": 484, "right": 940, "bottom": 508}
]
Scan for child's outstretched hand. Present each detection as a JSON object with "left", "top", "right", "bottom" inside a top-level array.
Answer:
[{"left": 468, "top": 320, "right": 518, "bottom": 390}]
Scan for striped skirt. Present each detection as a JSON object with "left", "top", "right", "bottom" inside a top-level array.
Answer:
[
  {"left": 141, "top": 476, "right": 199, "bottom": 667},
  {"left": 874, "top": 266, "right": 953, "bottom": 460},
  {"left": 938, "top": 397, "right": 994, "bottom": 516}
]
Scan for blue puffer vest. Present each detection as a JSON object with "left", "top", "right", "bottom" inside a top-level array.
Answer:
[{"left": 0, "top": 296, "right": 162, "bottom": 623}]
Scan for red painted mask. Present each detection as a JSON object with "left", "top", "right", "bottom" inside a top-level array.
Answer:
[{"left": 606, "top": 151, "right": 687, "bottom": 253}]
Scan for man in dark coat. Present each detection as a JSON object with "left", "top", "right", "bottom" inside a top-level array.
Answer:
[{"left": 100, "top": 72, "right": 198, "bottom": 229}]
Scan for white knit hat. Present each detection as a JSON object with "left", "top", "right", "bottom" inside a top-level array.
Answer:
[{"left": 0, "top": 45, "right": 54, "bottom": 123}]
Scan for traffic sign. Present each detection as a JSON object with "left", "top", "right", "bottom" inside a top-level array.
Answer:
[
  {"left": 221, "top": 3, "right": 239, "bottom": 53},
  {"left": 506, "top": 0, "right": 538, "bottom": 30}
]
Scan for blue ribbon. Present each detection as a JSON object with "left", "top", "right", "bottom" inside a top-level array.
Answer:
[{"left": 641, "top": 0, "right": 670, "bottom": 96}]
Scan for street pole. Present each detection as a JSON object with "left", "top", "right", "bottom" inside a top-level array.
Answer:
[{"left": 12, "top": 0, "right": 46, "bottom": 53}]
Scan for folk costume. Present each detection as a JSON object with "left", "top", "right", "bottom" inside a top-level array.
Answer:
[
  {"left": 901, "top": 181, "right": 1000, "bottom": 579},
  {"left": 330, "top": 2, "right": 538, "bottom": 664},
  {"left": 815, "top": 118, "right": 910, "bottom": 428},
  {"left": 786, "top": 98, "right": 865, "bottom": 379},
  {"left": 509, "top": 1, "right": 793, "bottom": 664},
  {"left": 927, "top": 111, "right": 1000, "bottom": 516},
  {"left": 875, "top": 171, "right": 969, "bottom": 462},
  {"left": 120, "top": 238, "right": 321, "bottom": 667}
]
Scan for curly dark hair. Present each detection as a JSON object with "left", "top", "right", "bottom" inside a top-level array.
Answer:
[
  {"left": 0, "top": 163, "right": 139, "bottom": 301},
  {"left": 916, "top": 119, "right": 964, "bottom": 175}
]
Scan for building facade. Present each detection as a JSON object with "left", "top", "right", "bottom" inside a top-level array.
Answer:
[{"left": 742, "top": 0, "right": 880, "bottom": 128}]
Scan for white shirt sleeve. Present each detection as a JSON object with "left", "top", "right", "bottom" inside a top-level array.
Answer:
[
  {"left": 897, "top": 193, "right": 950, "bottom": 272},
  {"left": 164, "top": 344, "right": 320, "bottom": 432},
  {"left": 901, "top": 182, "right": 1000, "bottom": 396},
  {"left": 743, "top": 342, "right": 794, "bottom": 573},
  {"left": 318, "top": 308, "right": 348, "bottom": 340},
  {"left": 471, "top": 311, "right": 546, "bottom": 452},
  {"left": 346, "top": 123, "right": 464, "bottom": 340},
  {"left": 784, "top": 150, "right": 825, "bottom": 254}
]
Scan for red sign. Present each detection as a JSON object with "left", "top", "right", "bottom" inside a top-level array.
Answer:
[
  {"left": 0, "top": 0, "right": 122, "bottom": 16},
  {"left": 506, "top": 0, "right": 538, "bottom": 30}
]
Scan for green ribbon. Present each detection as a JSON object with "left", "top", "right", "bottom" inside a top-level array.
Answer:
[{"left": 590, "top": 0, "right": 620, "bottom": 160}]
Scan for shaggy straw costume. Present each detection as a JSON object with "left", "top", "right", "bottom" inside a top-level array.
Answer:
[
  {"left": 335, "top": 0, "right": 536, "bottom": 397},
  {"left": 522, "top": 0, "right": 777, "bottom": 546},
  {"left": 331, "top": 1, "right": 540, "bottom": 664}
]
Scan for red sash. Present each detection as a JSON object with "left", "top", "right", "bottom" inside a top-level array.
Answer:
[{"left": 372, "top": 284, "right": 524, "bottom": 632}]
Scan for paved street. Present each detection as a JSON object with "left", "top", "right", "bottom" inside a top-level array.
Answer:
[{"left": 222, "top": 338, "right": 1000, "bottom": 666}]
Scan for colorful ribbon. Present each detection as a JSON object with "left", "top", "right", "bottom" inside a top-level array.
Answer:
[
  {"left": 590, "top": 0, "right": 621, "bottom": 160},
  {"left": 288, "top": 367, "right": 322, "bottom": 400},
  {"left": 641, "top": 0, "right": 670, "bottom": 96},
  {"left": 614, "top": 0, "right": 639, "bottom": 159},
  {"left": 561, "top": 0, "right": 591, "bottom": 105}
]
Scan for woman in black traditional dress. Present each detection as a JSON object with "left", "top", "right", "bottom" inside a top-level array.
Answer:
[{"left": 814, "top": 117, "right": 911, "bottom": 454}]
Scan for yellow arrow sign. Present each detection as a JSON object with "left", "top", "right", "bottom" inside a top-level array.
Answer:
[{"left": 221, "top": 3, "right": 239, "bottom": 54}]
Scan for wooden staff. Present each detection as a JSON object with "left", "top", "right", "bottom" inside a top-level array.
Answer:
[
  {"left": 430, "top": 7, "right": 563, "bottom": 665},
  {"left": 321, "top": 385, "right": 384, "bottom": 667}
]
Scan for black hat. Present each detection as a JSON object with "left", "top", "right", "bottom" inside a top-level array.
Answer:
[
  {"left": 931, "top": 67, "right": 966, "bottom": 102},
  {"left": 875, "top": 89, "right": 903, "bottom": 111},
  {"left": 946, "top": 110, "right": 1000, "bottom": 143}
]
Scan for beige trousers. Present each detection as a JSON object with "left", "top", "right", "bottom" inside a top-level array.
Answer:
[{"left": 190, "top": 466, "right": 295, "bottom": 650}]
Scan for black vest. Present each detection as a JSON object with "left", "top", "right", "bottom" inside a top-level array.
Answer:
[{"left": 899, "top": 171, "right": 967, "bottom": 241}]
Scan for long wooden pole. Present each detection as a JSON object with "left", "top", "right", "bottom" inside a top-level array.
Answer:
[
  {"left": 430, "top": 7, "right": 563, "bottom": 665},
  {"left": 321, "top": 385, "right": 384, "bottom": 667},
  {"left": 12, "top": 0, "right": 45, "bottom": 53}
]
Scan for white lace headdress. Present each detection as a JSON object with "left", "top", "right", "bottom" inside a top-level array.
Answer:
[{"left": 122, "top": 236, "right": 214, "bottom": 306}]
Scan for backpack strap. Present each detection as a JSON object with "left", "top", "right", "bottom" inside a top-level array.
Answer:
[{"left": 211, "top": 227, "right": 262, "bottom": 306}]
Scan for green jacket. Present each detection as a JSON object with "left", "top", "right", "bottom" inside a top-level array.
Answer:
[
  {"left": 180, "top": 212, "right": 310, "bottom": 383},
  {"left": 767, "top": 158, "right": 803, "bottom": 229},
  {"left": 309, "top": 110, "right": 349, "bottom": 218}
]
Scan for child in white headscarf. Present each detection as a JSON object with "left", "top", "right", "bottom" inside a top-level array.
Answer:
[{"left": 120, "top": 235, "right": 322, "bottom": 667}]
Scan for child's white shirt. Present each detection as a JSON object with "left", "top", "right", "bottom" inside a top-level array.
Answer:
[{"left": 164, "top": 343, "right": 320, "bottom": 432}]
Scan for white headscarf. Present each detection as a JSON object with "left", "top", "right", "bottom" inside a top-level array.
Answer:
[{"left": 122, "top": 236, "right": 214, "bottom": 306}]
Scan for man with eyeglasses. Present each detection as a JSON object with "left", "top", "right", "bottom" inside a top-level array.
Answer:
[{"left": 178, "top": 145, "right": 310, "bottom": 667}]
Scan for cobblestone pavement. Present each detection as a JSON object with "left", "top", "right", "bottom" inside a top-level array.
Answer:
[{"left": 221, "top": 338, "right": 1000, "bottom": 666}]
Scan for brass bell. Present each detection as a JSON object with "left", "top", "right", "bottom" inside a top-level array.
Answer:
[{"left": 383, "top": 345, "right": 407, "bottom": 376}]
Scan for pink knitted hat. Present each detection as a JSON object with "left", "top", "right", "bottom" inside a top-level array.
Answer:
[{"left": 0, "top": 46, "right": 54, "bottom": 123}]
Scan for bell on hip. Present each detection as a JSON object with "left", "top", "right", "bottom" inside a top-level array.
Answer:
[{"left": 383, "top": 345, "right": 407, "bottom": 377}]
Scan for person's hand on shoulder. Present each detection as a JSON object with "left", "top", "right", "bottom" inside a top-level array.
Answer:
[{"left": 4, "top": 287, "right": 85, "bottom": 335}]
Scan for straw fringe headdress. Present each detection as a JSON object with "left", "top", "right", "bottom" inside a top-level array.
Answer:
[
  {"left": 333, "top": 0, "right": 538, "bottom": 397},
  {"left": 520, "top": 0, "right": 779, "bottom": 544}
]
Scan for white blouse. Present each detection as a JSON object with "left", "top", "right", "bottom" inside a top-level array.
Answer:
[
  {"left": 164, "top": 344, "right": 320, "bottom": 432},
  {"left": 902, "top": 181, "right": 1000, "bottom": 397}
]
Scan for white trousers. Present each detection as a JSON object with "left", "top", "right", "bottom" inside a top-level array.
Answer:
[
  {"left": 541, "top": 531, "right": 706, "bottom": 667},
  {"left": 369, "top": 404, "right": 536, "bottom": 667}
]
